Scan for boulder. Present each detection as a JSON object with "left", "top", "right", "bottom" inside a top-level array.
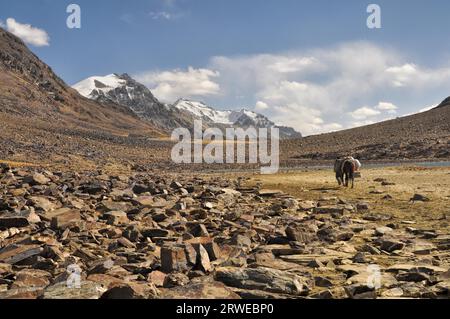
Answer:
[
  {"left": 24, "top": 173, "right": 50, "bottom": 185},
  {"left": 160, "top": 282, "right": 240, "bottom": 299},
  {"left": 43, "top": 281, "right": 106, "bottom": 299},
  {"left": 161, "top": 246, "right": 189, "bottom": 273},
  {"left": 215, "top": 267, "right": 311, "bottom": 296}
]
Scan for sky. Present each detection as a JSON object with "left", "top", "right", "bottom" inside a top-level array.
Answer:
[{"left": 1, "top": 0, "right": 450, "bottom": 135}]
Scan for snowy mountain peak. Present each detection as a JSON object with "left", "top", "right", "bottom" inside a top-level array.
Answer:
[
  {"left": 172, "top": 99, "right": 302, "bottom": 138},
  {"left": 73, "top": 74, "right": 126, "bottom": 98},
  {"left": 73, "top": 75, "right": 302, "bottom": 138},
  {"left": 72, "top": 73, "right": 192, "bottom": 130},
  {"left": 173, "top": 99, "right": 233, "bottom": 124},
  {"left": 173, "top": 99, "right": 272, "bottom": 127}
]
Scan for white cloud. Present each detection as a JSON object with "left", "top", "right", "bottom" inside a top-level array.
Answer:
[
  {"left": 350, "top": 107, "right": 381, "bottom": 120},
  {"left": 255, "top": 101, "right": 269, "bottom": 111},
  {"left": 136, "top": 41, "right": 450, "bottom": 135},
  {"left": 208, "top": 43, "right": 402, "bottom": 135},
  {"left": 376, "top": 102, "right": 397, "bottom": 111},
  {"left": 206, "top": 42, "right": 450, "bottom": 135},
  {"left": 268, "top": 57, "right": 320, "bottom": 73},
  {"left": 149, "top": 11, "right": 184, "bottom": 20},
  {"left": 0, "top": 20, "right": 5, "bottom": 28},
  {"left": 385, "top": 63, "right": 417, "bottom": 87},
  {"left": 149, "top": 0, "right": 186, "bottom": 21},
  {"left": 375, "top": 101, "right": 398, "bottom": 114},
  {"left": 5, "top": 18, "right": 49, "bottom": 47},
  {"left": 349, "top": 102, "right": 397, "bottom": 122},
  {"left": 385, "top": 63, "right": 450, "bottom": 89},
  {"left": 134, "top": 67, "right": 220, "bottom": 103}
]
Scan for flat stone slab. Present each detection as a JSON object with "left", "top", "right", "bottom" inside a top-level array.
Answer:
[{"left": 0, "top": 244, "right": 43, "bottom": 264}]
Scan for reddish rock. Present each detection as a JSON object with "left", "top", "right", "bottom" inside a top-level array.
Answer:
[{"left": 161, "top": 246, "right": 189, "bottom": 273}]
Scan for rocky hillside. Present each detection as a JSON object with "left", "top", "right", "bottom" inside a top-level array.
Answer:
[
  {"left": 0, "top": 164, "right": 448, "bottom": 299},
  {"left": 436, "top": 97, "right": 450, "bottom": 109},
  {"left": 282, "top": 99, "right": 450, "bottom": 162},
  {"left": 0, "top": 27, "right": 169, "bottom": 167},
  {"left": 0, "top": 27, "right": 162, "bottom": 137}
]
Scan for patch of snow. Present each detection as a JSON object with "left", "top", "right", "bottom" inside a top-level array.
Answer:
[
  {"left": 173, "top": 99, "right": 234, "bottom": 124},
  {"left": 73, "top": 74, "right": 126, "bottom": 98},
  {"left": 173, "top": 99, "right": 274, "bottom": 127}
]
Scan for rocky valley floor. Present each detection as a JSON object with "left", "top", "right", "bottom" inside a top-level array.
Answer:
[{"left": 0, "top": 162, "right": 449, "bottom": 299}]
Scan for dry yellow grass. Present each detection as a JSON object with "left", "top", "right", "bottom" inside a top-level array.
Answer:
[
  {"left": 0, "top": 160, "right": 43, "bottom": 167},
  {"left": 246, "top": 166, "right": 450, "bottom": 231}
]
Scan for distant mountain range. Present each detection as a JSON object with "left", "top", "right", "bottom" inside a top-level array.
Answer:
[
  {"left": 73, "top": 73, "right": 302, "bottom": 139},
  {"left": 1, "top": 24, "right": 448, "bottom": 166}
]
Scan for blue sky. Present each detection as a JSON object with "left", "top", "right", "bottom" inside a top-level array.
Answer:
[{"left": 1, "top": 0, "right": 450, "bottom": 135}]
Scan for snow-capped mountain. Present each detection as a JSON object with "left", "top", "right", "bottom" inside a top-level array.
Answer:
[
  {"left": 73, "top": 74, "right": 301, "bottom": 138},
  {"left": 73, "top": 74, "right": 126, "bottom": 98},
  {"left": 173, "top": 99, "right": 302, "bottom": 138},
  {"left": 73, "top": 73, "right": 192, "bottom": 130}
]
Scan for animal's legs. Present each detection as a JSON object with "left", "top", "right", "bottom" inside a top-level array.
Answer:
[
  {"left": 349, "top": 170, "right": 354, "bottom": 188},
  {"left": 336, "top": 172, "right": 342, "bottom": 186}
]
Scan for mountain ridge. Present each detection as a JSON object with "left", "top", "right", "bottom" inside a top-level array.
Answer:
[
  {"left": 0, "top": 27, "right": 163, "bottom": 137},
  {"left": 436, "top": 96, "right": 450, "bottom": 109},
  {"left": 282, "top": 96, "right": 450, "bottom": 162},
  {"left": 73, "top": 73, "right": 193, "bottom": 130},
  {"left": 73, "top": 74, "right": 302, "bottom": 138},
  {"left": 172, "top": 98, "right": 301, "bottom": 138}
]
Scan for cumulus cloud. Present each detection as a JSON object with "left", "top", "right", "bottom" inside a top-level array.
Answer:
[
  {"left": 267, "top": 57, "right": 320, "bottom": 73},
  {"left": 385, "top": 63, "right": 450, "bottom": 89},
  {"left": 137, "top": 41, "right": 450, "bottom": 135},
  {"left": 376, "top": 102, "right": 398, "bottom": 114},
  {"left": 5, "top": 18, "right": 49, "bottom": 47},
  {"left": 206, "top": 42, "right": 450, "bottom": 135},
  {"left": 350, "top": 106, "right": 381, "bottom": 120},
  {"left": 385, "top": 63, "right": 418, "bottom": 87},
  {"left": 376, "top": 102, "right": 397, "bottom": 111},
  {"left": 255, "top": 101, "right": 269, "bottom": 111},
  {"left": 134, "top": 67, "right": 220, "bottom": 103}
]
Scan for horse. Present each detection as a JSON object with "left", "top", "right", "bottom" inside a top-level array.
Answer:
[{"left": 335, "top": 158, "right": 356, "bottom": 188}]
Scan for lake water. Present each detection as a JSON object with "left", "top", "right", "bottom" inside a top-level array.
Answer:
[
  {"left": 286, "top": 161, "right": 450, "bottom": 171},
  {"left": 415, "top": 161, "right": 450, "bottom": 167},
  {"left": 204, "top": 161, "right": 450, "bottom": 174}
]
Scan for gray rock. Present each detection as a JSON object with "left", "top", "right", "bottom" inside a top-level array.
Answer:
[
  {"left": 160, "top": 282, "right": 240, "bottom": 299},
  {"left": 43, "top": 281, "right": 107, "bottom": 299},
  {"left": 380, "top": 239, "right": 405, "bottom": 252},
  {"left": 215, "top": 266, "right": 311, "bottom": 296},
  {"left": 410, "top": 194, "right": 431, "bottom": 202},
  {"left": 24, "top": 173, "right": 50, "bottom": 185}
]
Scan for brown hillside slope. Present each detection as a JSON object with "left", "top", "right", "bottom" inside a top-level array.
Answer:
[
  {"left": 282, "top": 102, "right": 450, "bottom": 162},
  {"left": 0, "top": 27, "right": 163, "bottom": 137},
  {"left": 0, "top": 27, "right": 173, "bottom": 168}
]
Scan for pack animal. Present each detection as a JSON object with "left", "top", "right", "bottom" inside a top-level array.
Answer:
[{"left": 335, "top": 158, "right": 357, "bottom": 188}]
